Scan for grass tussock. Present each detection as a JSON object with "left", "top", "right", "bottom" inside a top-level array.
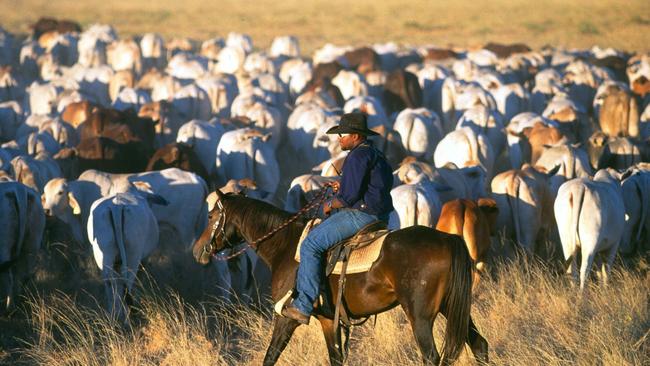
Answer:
[{"left": 15, "top": 255, "right": 649, "bottom": 366}]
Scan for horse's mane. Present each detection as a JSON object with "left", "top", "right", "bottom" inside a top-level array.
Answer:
[{"left": 225, "top": 194, "right": 304, "bottom": 233}]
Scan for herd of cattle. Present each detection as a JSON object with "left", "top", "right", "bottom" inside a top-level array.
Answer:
[{"left": 0, "top": 17, "right": 649, "bottom": 321}]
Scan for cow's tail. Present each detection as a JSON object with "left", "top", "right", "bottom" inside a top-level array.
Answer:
[
  {"left": 10, "top": 183, "right": 28, "bottom": 257},
  {"left": 634, "top": 176, "right": 650, "bottom": 243},
  {"left": 564, "top": 185, "right": 585, "bottom": 263},
  {"left": 109, "top": 205, "right": 129, "bottom": 280},
  {"left": 404, "top": 187, "right": 418, "bottom": 227},
  {"left": 507, "top": 175, "right": 523, "bottom": 250},
  {"left": 441, "top": 234, "right": 472, "bottom": 364}
]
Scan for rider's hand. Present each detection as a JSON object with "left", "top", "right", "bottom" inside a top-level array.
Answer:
[
  {"left": 323, "top": 200, "right": 333, "bottom": 216},
  {"left": 330, "top": 181, "right": 340, "bottom": 193}
]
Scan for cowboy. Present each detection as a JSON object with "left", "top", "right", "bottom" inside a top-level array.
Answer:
[{"left": 282, "top": 112, "right": 394, "bottom": 325}]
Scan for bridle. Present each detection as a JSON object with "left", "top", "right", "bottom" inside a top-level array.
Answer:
[{"left": 205, "top": 182, "right": 337, "bottom": 261}]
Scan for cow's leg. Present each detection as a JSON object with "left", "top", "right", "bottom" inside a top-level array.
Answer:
[
  {"left": 567, "top": 254, "right": 579, "bottom": 288},
  {"left": 601, "top": 245, "right": 618, "bottom": 286},
  {"left": 467, "top": 315, "right": 488, "bottom": 365},
  {"left": 317, "top": 315, "right": 344, "bottom": 366},
  {"left": 103, "top": 265, "right": 125, "bottom": 322},
  {"left": 262, "top": 316, "right": 300, "bottom": 366},
  {"left": 579, "top": 251, "right": 596, "bottom": 291}
]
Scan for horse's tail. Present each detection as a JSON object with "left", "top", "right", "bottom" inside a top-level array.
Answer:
[{"left": 441, "top": 235, "right": 472, "bottom": 364}]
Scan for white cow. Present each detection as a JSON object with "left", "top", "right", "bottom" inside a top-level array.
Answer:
[
  {"left": 286, "top": 104, "right": 340, "bottom": 169},
  {"left": 42, "top": 177, "right": 103, "bottom": 246},
  {"left": 107, "top": 39, "right": 142, "bottom": 76},
  {"left": 388, "top": 181, "right": 444, "bottom": 230},
  {"left": 554, "top": 169, "right": 625, "bottom": 290},
  {"left": 455, "top": 105, "right": 506, "bottom": 156},
  {"left": 284, "top": 174, "right": 338, "bottom": 213},
  {"left": 215, "top": 128, "right": 280, "bottom": 199},
  {"left": 491, "top": 165, "right": 558, "bottom": 254},
  {"left": 140, "top": 33, "right": 166, "bottom": 71},
  {"left": 10, "top": 152, "right": 62, "bottom": 193},
  {"left": 269, "top": 36, "right": 300, "bottom": 58},
  {"left": 393, "top": 158, "right": 486, "bottom": 203},
  {"left": 112, "top": 87, "right": 152, "bottom": 112},
  {"left": 535, "top": 144, "right": 593, "bottom": 195},
  {"left": 332, "top": 70, "right": 368, "bottom": 101},
  {"left": 618, "top": 166, "right": 650, "bottom": 255},
  {"left": 87, "top": 182, "right": 167, "bottom": 322},
  {"left": 0, "top": 101, "right": 23, "bottom": 142},
  {"left": 343, "top": 96, "right": 390, "bottom": 129},
  {"left": 393, "top": 108, "right": 444, "bottom": 159},
  {"left": 0, "top": 182, "right": 45, "bottom": 315},
  {"left": 434, "top": 126, "right": 495, "bottom": 181},
  {"left": 78, "top": 168, "right": 209, "bottom": 249},
  {"left": 166, "top": 53, "right": 208, "bottom": 80},
  {"left": 196, "top": 74, "right": 239, "bottom": 118},
  {"left": 176, "top": 119, "right": 225, "bottom": 183}
]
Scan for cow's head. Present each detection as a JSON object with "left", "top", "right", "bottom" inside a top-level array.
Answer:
[{"left": 41, "top": 178, "right": 81, "bottom": 217}]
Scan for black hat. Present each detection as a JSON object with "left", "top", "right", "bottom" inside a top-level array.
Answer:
[{"left": 326, "top": 112, "right": 379, "bottom": 136}]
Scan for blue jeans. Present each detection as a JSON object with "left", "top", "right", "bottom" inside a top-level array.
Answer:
[{"left": 293, "top": 209, "right": 378, "bottom": 316}]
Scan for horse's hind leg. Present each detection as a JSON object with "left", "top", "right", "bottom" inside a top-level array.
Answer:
[
  {"left": 317, "top": 316, "right": 344, "bottom": 366},
  {"left": 467, "top": 315, "right": 488, "bottom": 364},
  {"left": 262, "top": 316, "right": 301, "bottom": 366}
]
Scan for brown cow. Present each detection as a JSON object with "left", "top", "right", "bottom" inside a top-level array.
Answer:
[
  {"left": 342, "top": 47, "right": 381, "bottom": 74},
  {"left": 383, "top": 69, "right": 422, "bottom": 116},
  {"left": 31, "top": 17, "right": 81, "bottom": 39},
  {"left": 597, "top": 83, "right": 639, "bottom": 137},
  {"left": 436, "top": 198, "right": 498, "bottom": 288},
  {"left": 145, "top": 142, "right": 210, "bottom": 184},
  {"left": 482, "top": 42, "right": 531, "bottom": 59},
  {"left": 54, "top": 137, "right": 151, "bottom": 178},
  {"left": 78, "top": 106, "right": 157, "bottom": 153},
  {"left": 61, "top": 100, "right": 97, "bottom": 128},
  {"left": 304, "top": 76, "right": 345, "bottom": 108},
  {"left": 520, "top": 121, "right": 567, "bottom": 164},
  {"left": 310, "top": 61, "right": 344, "bottom": 85},
  {"left": 422, "top": 48, "right": 459, "bottom": 62}
]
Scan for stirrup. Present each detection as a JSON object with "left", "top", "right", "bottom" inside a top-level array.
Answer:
[{"left": 274, "top": 289, "right": 293, "bottom": 316}]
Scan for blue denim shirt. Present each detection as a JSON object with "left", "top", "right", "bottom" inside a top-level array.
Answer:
[{"left": 336, "top": 140, "right": 394, "bottom": 219}]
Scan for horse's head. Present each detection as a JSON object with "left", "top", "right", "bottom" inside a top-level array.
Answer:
[{"left": 192, "top": 190, "right": 243, "bottom": 265}]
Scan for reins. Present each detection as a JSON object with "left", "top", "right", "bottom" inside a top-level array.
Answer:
[{"left": 208, "top": 182, "right": 337, "bottom": 261}]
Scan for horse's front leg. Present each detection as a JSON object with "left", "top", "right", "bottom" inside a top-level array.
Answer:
[
  {"left": 263, "top": 315, "right": 301, "bottom": 366},
  {"left": 317, "top": 315, "right": 344, "bottom": 366}
]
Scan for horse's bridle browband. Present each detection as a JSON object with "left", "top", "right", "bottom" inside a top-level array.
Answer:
[{"left": 205, "top": 183, "right": 337, "bottom": 261}]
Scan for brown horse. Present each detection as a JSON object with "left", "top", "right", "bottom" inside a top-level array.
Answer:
[{"left": 192, "top": 191, "right": 488, "bottom": 365}]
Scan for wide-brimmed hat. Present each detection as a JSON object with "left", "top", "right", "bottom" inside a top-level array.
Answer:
[{"left": 326, "top": 112, "right": 379, "bottom": 136}]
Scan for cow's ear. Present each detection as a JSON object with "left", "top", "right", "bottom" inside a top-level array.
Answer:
[
  {"left": 238, "top": 178, "right": 257, "bottom": 190},
  {"left": 546, "top": 164, "right": 561, "bottom": 177},
  {"left": 68, "top": 192, "right": 81, "bottom": 215},
  {"left": 620, "top": 168, "right": 634, "bottom": 181},
  {"left": 132, "top": 180, "right": 154, "bottom": 194},
  {"left": 146, "top": 193, "right": 169, "bottom": 206}
]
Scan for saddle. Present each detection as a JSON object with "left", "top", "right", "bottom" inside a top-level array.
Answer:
[{"left": 294, "top": 219, "right": 389, "bottom": 275}]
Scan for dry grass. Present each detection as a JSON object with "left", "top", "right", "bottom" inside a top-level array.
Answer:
[
  {"left": 8, "top": 254, "right": 648, "bottom": 366},
  {"left": 1, "top": 0, "right": 649, "bottom": 54}
]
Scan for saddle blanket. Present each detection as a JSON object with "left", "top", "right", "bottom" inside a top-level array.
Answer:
[{"left": 294, "top": 218, "right": 389, "bottom": 274}]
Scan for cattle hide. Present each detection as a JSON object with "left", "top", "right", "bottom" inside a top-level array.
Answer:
[
  {"left": 146, "top": 142, "right": 210, "bottom": 184},
  {"left": 383, "top": 69, "right": 422, "bottom": 117}
]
